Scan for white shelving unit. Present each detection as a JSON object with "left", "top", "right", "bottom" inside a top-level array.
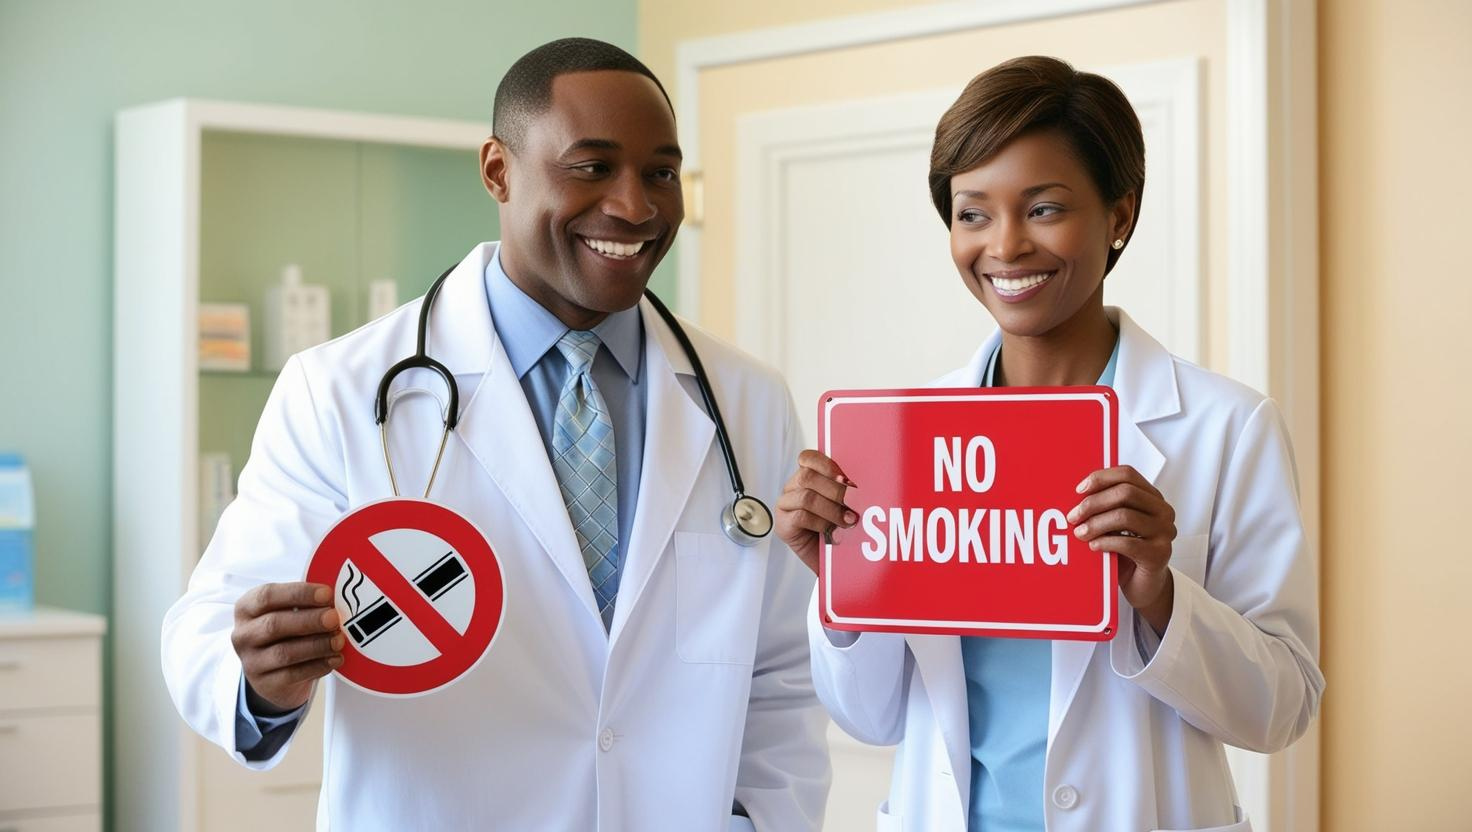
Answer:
[
  {"left": 0, "top": 607, "right": 107, "bottom": 831},
  {"left": 112, "top": 99, "right": 486, "bottom": 832}
]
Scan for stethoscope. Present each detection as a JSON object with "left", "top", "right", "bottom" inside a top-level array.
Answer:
[{"left": 373, "top": 265, "right": 775, "bottom": 547}]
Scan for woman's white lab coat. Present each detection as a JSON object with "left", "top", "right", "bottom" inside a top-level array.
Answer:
[
  {"left": 809, "top": 309, "right": 1323, "bottom": 832},
  {"left": 162, "top": 243, "right": 830, "bottom": 831}
]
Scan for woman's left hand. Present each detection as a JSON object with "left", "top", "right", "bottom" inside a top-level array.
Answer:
[{"left": 1068, "top": 465, "right": 1178, "bottom": 634}]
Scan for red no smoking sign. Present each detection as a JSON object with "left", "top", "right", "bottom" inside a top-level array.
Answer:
[
  {"left": 819, "top": 387, "right": 1118, "bottom": 640},
  {"left": 304, "top": 499, "right": 505, "bottom": 696}
]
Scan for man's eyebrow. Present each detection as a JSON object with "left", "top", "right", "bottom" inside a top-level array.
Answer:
[
  {"left": 562, "top": 138, "right": 620, "bottom": 155},
  {"left": 559, "top": 139, "right": 683, "bottom": 160}
]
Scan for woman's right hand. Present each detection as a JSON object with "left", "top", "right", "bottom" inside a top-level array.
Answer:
[{"left": 775, "top": 450, "right": 859, "bottom": 575}]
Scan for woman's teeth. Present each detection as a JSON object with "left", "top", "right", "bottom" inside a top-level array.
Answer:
[
  {"left": 990, "top": 271, "right": 1055, "bottom": 296},
  {"left": 583, "top": 238, "right": 647, "bottom": 259}
]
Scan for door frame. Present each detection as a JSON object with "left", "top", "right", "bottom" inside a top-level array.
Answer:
[{"left": 673, "top": 1, "right": 1321, "bottom": 830}]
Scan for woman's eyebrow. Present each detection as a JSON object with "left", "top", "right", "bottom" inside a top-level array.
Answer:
[{"left": 952, "top": 182, "right": 1072, "bottom": 200}]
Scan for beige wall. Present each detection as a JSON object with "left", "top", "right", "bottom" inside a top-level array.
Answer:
[
  {"left": 1320, "top": 0, "right": 1472, "bottom": 828},
  {"left": 642, "top": 0, "right": 1472, "bottom": 826}
]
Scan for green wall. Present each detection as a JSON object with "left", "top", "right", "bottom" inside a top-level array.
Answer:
[{"left": 0, "top": 1, "right": 640, "bottom": 826}]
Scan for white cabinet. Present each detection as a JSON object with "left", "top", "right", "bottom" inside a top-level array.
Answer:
[
  {"left": 0, "top": 608, "right": 106, "bottom": 831},
  {"left": 112, "top": 99, "right": 488, "bottom": 832}
]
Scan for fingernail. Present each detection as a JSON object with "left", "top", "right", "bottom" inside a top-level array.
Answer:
[
  {"left": 328, "top": 655, "right": 344, "bottom": 668},
  {"left": 331, "top": 634, "right": 345, "bottom": 651},
  {"left": 321, "top": 610, "right": 340, "bottom": 628},
  {"left": 314, "top": 586, "right": 331, "bottom": 605},
  {"left": 843, "top": 510, "right": 858, "bottom": 526},
  {"left": 1074, "top": 524, "right": 1088, "bottom": 538},
  {"left": 839, "top": 475, "right": 859, "bottom": 488},
  {"left": 1090, "top": 540, "right": 1101, "bottom": 550},
  {"left": 1067, "top": 506, "right": 1081, "bottom": 523},
  {"left": 1076, "top": 478, "right": 1089, "bottom": 494}
]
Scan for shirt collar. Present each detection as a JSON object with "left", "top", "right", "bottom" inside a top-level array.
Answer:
[
  {"left": 484, "top": 248, "right": 643, "bottom": 382},
  {"left": 983, "top": 331, "right": 1122, "bottom": 387}
]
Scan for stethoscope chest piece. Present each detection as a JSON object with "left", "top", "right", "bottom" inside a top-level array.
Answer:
[{"left": 722, "top": 494, "right": 773, "bottom": 546}]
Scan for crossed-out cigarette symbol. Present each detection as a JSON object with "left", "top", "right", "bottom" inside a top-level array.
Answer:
[{"left": 341, "top": 551, "right": 470, "bottom": 647}]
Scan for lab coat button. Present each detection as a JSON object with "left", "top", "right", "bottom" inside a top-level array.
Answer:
[
  {"left": 1052, "top": 784, "right": 1079, "bottom": 810},
  {"left": 598, "top": 728, "right": 615, "bottom": 751}
]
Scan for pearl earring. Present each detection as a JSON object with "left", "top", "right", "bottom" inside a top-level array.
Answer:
[{"left": 1111, "top": 239, "right": 1124, "bottom": 250}]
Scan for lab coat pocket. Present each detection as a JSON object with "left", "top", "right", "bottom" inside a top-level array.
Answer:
[
  {"left": 673, "top": 532, "right": 765, "bottom": 665},
  {"left": 1169, "top": 533, "right": 1210, "bottom": 587}
]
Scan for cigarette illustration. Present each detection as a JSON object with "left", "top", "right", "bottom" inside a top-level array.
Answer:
[{"left": 342, "top": 552, "right": 469, "bottom": 648}]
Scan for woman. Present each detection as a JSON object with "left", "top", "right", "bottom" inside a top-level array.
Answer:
[{"left": 776, "top": 56, "right": 1322, "bottom": 832}]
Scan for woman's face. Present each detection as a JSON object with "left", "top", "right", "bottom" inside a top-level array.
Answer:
[{"left": 948, "top": 129, "right": 1135, "bottom": 339}]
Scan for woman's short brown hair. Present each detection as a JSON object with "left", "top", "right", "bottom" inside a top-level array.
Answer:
[{"left": 929, "top": 56, "right": 1145, "bottom": 271}]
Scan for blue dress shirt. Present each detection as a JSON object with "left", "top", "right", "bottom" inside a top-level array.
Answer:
[
  {"left": 235, "top": 248, "right": 648, "bottom": 758},
  {"left": 962, "top": 334, "right": 1119, "bottom": 831}
]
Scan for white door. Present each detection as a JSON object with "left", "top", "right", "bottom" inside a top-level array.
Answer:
[
  {"left": 730, "top": 59, "right": 1266, "bottom": 829},
  {"left": 736, "top": 59, "right": 1202, "bottom": 445}
]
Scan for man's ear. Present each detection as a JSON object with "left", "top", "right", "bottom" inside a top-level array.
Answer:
[{"left": 481, "top": 137, "right": 511, "bottom": 203}]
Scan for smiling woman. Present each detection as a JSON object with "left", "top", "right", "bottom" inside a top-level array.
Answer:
[{"left": 777, "top": 55, "right": 1324, "bottom": 832}]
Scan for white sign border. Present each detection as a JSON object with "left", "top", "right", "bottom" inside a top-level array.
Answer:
[{"left": 821, "top": 391, "right": 1116, "bottom": 634}]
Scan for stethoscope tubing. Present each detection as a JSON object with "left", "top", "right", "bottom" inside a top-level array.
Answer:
[{"left": 375, "top": 263, "right": 772, "bottom": 543}]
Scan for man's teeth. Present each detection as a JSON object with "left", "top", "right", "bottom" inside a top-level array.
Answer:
[
  {"left": 990, "top": 272, "right": 1054, "bottom": 294},
  {"left": 583, "top": 238, "right": 647, "bottom": 259}
]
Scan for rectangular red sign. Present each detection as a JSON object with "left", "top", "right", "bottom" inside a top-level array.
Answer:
[{"left": 818, "top": 387, "right": 1119, "bottom": 640}]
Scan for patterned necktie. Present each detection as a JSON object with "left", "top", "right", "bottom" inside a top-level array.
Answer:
[{"left": 551, "top": 330, "right": 620, "bottom": 628}]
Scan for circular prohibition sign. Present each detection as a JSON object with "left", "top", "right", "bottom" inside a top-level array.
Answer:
[{"left": 304, "top": 498, "right": 505, "bottom": 697}]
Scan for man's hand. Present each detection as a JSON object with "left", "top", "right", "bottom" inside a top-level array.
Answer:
[{"left": 231, "top": 582, "right": 344, "bottom": 713}]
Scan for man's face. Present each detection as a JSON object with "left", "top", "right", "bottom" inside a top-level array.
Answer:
[{"left": 483, "top": 71, "right": 683, "bottom": 328}]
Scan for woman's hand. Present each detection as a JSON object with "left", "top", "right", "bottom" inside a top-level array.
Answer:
[
  {"left": 1068, "top": 466, "right": 1178, "bottom": 634},
  {"left": 775, "top": 450, "right": 858, "bottom": 576}
]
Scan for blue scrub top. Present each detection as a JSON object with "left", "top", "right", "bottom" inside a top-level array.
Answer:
[{"left": 963, "top": 335, "right": 1119, "bottom": 832}]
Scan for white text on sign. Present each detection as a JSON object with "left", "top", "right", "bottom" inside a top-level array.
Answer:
[{"left": 860, "top": 435, "right": 1069, "bottom": 566}]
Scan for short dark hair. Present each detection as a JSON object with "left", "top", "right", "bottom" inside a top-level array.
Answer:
[
  {"left": 929, "top": 56, "right": 1145, "bottom": 273},
  {"left": 493, "top": 37, "right": 672, "bottom": 151}
]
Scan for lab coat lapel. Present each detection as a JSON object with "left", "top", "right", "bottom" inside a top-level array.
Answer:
[
  {"left": 907, "top": 634, "right": 971, "bottom": 813},
  {"left": 1050, "top": 307, "right": 1178, "bottom": 741},
  {"left": 439, "top": 243, "right": 602, "bottom": 624},
  {"left": 607, "top": 300, "right": 715, "bottom": 644}
]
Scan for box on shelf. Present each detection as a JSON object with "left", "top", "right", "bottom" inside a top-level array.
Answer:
[
  {"left": 0, "top": 454, "right": 35, "bottom": 611},
  {"left": 264, "top": 264, "right": 330, "bottom": 371},
  {"left": 198, "top": 302, "right": 251, "bottom": 372}
]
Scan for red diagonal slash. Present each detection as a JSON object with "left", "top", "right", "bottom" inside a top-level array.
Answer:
[{"left": 349, "top": 543, "right": 462, "bottom": 656}]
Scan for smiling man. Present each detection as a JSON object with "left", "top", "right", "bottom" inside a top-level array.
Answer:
[{"left": 162, "top": 38, "right": 830, "bottom": 830}]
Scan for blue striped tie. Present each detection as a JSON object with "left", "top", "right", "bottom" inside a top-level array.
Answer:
[{"left": 551, "top": 330, "right": 620, "bottom": 628}]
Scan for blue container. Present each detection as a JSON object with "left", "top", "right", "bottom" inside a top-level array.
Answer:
[{"left": 0, "top": 454, "right": 35, "bottom": 611}]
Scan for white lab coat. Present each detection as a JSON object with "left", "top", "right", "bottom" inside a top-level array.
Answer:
[
  {"left": 809, "top": 309, "right": 1322, "bottom": 832},
  {"left": 162, "top": 242, "right": 830, "bottom": 831}
]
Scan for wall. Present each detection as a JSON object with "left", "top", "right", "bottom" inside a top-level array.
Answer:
[
  {"left": 686, "top": 1, "right": 1232, "bottom": 371},
  {"left": 1319, "top": 0, "right": 1471, "bottom": 827},
  {"left": 0, "top": 1, "right": 635, "bottom": 826}
]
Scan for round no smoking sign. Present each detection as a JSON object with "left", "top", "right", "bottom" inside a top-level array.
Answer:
[{"left": 304, "top": 499, "right": 505, "bottom": 697}]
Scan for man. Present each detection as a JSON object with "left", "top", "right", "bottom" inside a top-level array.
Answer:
[{"left": 162, "top": 38, "right": 830, "bottom": 830}]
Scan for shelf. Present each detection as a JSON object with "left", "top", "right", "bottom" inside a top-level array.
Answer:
[
  {"left": 115, "top": 99, "right": 495, "bottom": 831},
  {"left": 199, "top": 369, "right": 279, "bottom": 379}
]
